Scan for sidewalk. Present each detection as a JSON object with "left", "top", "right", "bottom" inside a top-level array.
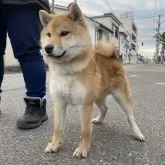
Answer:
[
  {"left": 4, "top": 63, "right": 142, "bottom": 73},
  {"left": 5, "top": 66, "right": 21, "bottom": 73}
]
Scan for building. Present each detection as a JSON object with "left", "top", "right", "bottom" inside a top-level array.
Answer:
[
  {"left": 119, "top": 27, "right": 130, "bottom": 64},
  {"left": 91, "top": 13, "right": 122, "bottom": 47},
  {"left": 86, "top": 16, "right": 113, "bottom": 45},
  {"left": 119, "top": 12, "right": 138, "bottom": 64}
]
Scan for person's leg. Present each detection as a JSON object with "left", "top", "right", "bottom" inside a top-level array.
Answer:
[
  {"left": 0, "top": 5, "right": 7, "bottom": 113},
  {"left": 2, "top": 4, "right": 46, "bottom": 98},
  {"left": 1, "top": 4, "right": 47, "bottom": 128}
]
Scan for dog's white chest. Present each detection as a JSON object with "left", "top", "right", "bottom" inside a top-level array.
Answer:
[{"left": 49, "top": 74, "right": 86, "bottom": 105}]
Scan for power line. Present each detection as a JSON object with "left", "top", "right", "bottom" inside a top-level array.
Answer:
[
  {"left": 102, "top": 0, "right": 132, "bottom": 38},
  {"left": 120, "top": 15, "right": 165, "bottom": 19},
  {"left": 102, "top": 0, "right": 115, "bottom": 13}
]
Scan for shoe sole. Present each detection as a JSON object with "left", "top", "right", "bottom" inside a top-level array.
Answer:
[{"left": 17, "top": 115, "right": 48, "bottom": 129}]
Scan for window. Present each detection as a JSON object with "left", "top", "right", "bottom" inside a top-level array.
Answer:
[
  {"left": 97, "top": 29, "right": 103, "bottom": 41},
  {"left": 115, "top": 28, "right": 119, "bottom": 39},
  {"left": 112, "top": 24, "right": 119, "bottom": 39},
  {"left": 106, "top": 34, "right": 110, "bottom": 41}
]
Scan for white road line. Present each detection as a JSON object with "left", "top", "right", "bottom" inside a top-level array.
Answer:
[
  {"left": 155, "top": 82, "right": 165, "bottom": 85},
  {"left": 126, "top": 69, "right": 165, "bottom": 72},
  {"left": 128, "top": 75, "right": 140, "bottom": 77}
]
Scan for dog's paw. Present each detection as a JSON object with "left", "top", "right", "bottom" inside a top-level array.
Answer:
[
  {"left": 73, "top": 147, "right": 88, "bottom": 158},
  {"left": 45, "top": 142, "right": 60, "bottom": 153},
  {"left": 133, "top": 132, "right": 145, "bottom": 142},
  {"left": 92, "top": 117, "right": 103, "bottom": 124}
]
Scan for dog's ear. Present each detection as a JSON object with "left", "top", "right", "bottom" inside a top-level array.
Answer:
[
  {"left": 68, "top": 3, "right": 83, "bottom": 22},
  {"left": 39, "top": 10, "right": 52, "bottom": 26}
]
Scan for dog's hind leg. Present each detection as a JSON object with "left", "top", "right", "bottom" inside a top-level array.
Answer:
[
  {"left": 92, "top": 96, "right": 108, "bottom": 124},
  {"left": 112, "top": 84, "right": 145, "bottom": 141}
]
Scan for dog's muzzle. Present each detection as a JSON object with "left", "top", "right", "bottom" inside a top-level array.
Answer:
[{"left": 44, "top": 44, "right": 66, "bottom": 59}]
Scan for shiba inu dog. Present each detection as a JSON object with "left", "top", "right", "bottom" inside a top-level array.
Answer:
[{"left": 39, "top": 3, "right": 145, "bottom": 158}]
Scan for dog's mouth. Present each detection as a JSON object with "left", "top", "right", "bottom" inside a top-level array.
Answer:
[{"left": 47, "top": 51, "right": 66, "bottom": 59}]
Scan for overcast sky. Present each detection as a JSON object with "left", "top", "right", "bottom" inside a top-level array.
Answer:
[{"left": 49, "top": 0, "right": 165, "bottom": 58}]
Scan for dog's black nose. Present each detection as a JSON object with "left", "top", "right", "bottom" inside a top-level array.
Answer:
[{"left": 45, "top": 45, "right": 54, "bottom": 54}]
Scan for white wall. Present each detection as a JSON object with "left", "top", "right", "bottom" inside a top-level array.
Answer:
[
  {"left": 93, "top": 16, "right": 119, "bottom": 47},
  {"left": 5, "top": 36, "right": 19, "bottom": 67},
  {"left": 119, "top": 34, "right": 128, "bottom": 63}
]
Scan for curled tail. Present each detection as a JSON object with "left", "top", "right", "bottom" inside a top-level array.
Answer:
[{"left": 94, "top": 41, "right": 118, "bottom": 58}]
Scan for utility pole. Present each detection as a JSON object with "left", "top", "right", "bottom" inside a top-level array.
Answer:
[
  {"left": 155, "top": 14, "right": 161, "bottom": 63},
  {"left": 51, "top": 0, "right": 55, "bottom": 13}
]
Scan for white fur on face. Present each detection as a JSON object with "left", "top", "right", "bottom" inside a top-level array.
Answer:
[
  {"left": 61, "top": 35, "right": 88, "bottom": 62},
  {"left": 52, "top": 45, "right": 64, "bottom": 56}
]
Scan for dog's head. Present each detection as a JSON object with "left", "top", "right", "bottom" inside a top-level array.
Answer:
[{"left": 39, "top": 3, "right": 91, "bottom": 63}]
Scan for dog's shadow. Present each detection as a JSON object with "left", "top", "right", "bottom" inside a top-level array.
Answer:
[{"left": 88, "top": 122, "right": 146, "bottom": 160}]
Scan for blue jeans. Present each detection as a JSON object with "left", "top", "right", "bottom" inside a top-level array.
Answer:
[{"left": 0, "top": 4, "right": 46, "bottom": 97}]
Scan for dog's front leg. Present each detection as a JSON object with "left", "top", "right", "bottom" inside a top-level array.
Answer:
[
  {"left": 45, "top": 99, "right": 67, "bottom": 153},
  {"left": 73, "top": 103, "right": 93, "bottom": 158}
]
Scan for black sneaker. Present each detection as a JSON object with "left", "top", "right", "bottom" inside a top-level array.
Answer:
[{"left": 16, "top": 97, "right": 48, "bottom": 129}]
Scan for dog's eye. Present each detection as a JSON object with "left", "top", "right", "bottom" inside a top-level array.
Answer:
[
  {"left": 60, "top": 31, "right": 70, "bottom": 37},
  {"left": 46, "top": 33, "right": 51, "bottom": 37}
]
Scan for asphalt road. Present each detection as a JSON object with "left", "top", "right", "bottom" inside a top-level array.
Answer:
[{"left": 0, "top": 64, "right": 165, "bottom": 165}]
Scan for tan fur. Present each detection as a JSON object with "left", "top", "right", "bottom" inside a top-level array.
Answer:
[
  {"left": 40, "top": 3, "right": 144, "bottom": 158},
  {"left": 95, "top": 40, "right": 116, "bottom": 58}
]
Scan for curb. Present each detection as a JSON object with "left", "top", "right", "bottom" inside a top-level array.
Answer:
[
  {"left": 5, "top": 66, "right": 21, "bottom": 73},
  {"left": 4, "top": 65, "right": 49, "bottom": 73}
]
